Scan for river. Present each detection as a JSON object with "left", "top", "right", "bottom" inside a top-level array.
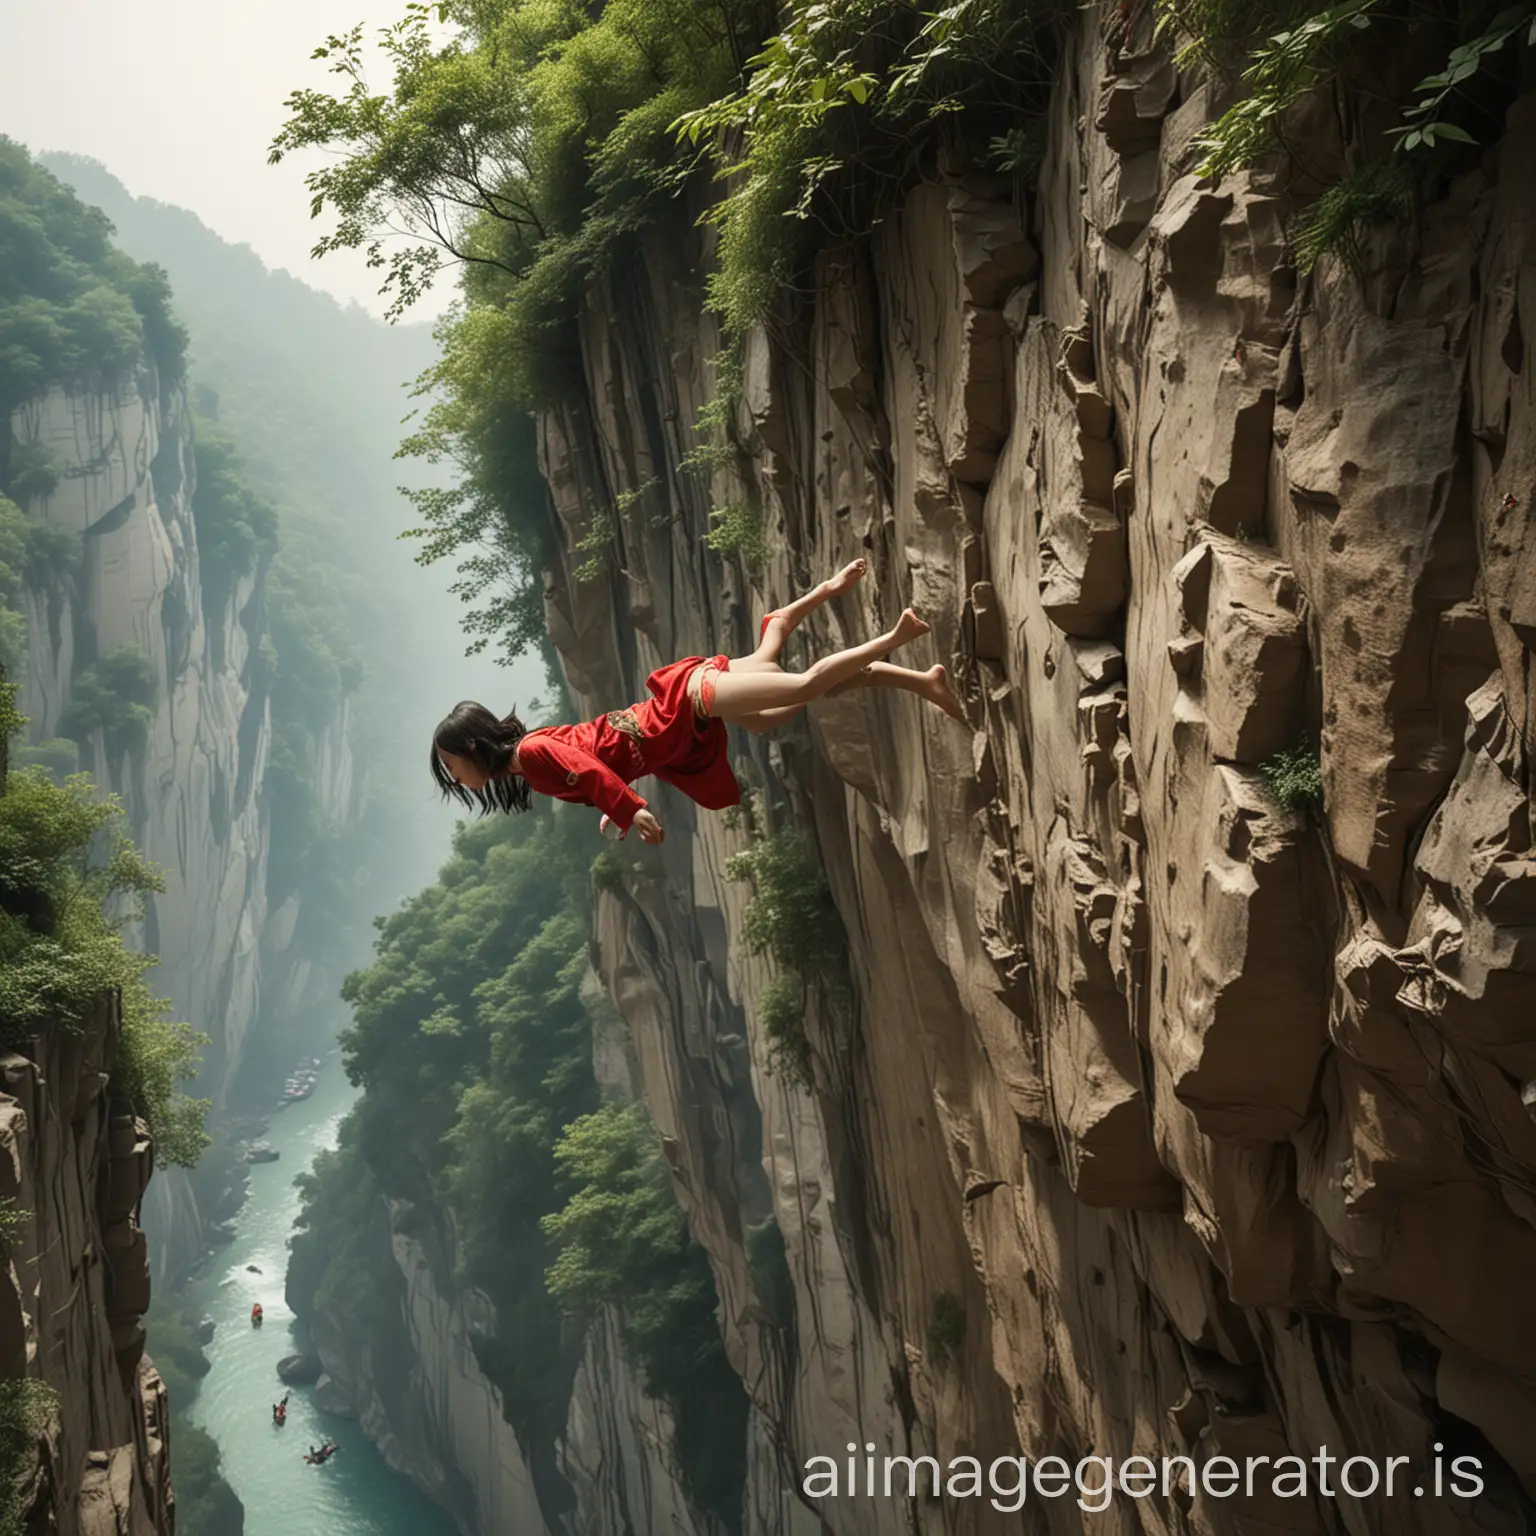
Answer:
[{"left": 183, "top": 1060, "right": 459, "bottom": 1536}]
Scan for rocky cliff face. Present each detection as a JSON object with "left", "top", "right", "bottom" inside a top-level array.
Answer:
[
  {"left": 14, "top": 371, "right": 269, "bottom": 1104},
  {"left": 0, "top": 996, "right": 172, "bottom": 1535},
  {"left": 530, "top": 11, "right": 1536, "bottom": 1533},
  {"left": 11, "top": 365, "right": 269, "bottom": 1282},
  {"left": 10, "top": 359, "right": 356, "bottom": 1282}
]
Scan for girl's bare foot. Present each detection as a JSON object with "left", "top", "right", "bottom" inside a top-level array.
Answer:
[
  {"left": 821, "top": 558, "right": 867, "bottom": 598},
  {"left": 922, "top": 664, "right": 966, "bottom": 722},
  {"left": 891, "top": 608, "right": 931, "bottom": 647}
]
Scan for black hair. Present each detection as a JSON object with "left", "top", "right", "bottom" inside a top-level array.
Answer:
[{"left": 430, "top": 700, "right": 533, "bottom": 815}]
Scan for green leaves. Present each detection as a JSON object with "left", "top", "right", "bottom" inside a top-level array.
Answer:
[
  {"left": 0, "top": 757, "right": 206, "bottom": 1165},
  {"left": 1189, "top": 0, "right": 1385, "bottom": 182},
  {"left": 674, "top": 0, "right": 1059, "bottom": 336},
  {"left": 1289, "top": 161, "right": 1413, "bottom": 276},
  {"left": 1169, "top": 0, "right": 1535, "bottom": 183},
  {"left": 0, "top": 142, "right": 179, "bottom": 418},
  {"left": 1389, "top": 4, "right": 1535, "bottom": 155}
]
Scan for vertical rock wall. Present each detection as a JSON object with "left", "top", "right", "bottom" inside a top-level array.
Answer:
[
  {"left": 531, "top": 11, "right": 1536, "bottom": 1534},
  {"left": 10, "top": 353, "right": 358, "bottom": 1282},
  {"left": 0, "top": 997, "right": 172, "bottom": 1535},
  {"left": 14, "top": 368, "right": 269, "bottom": 1103}
]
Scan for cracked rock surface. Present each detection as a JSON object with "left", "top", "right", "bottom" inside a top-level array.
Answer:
[{"left": 522, "top": 11, "right": 1536, "bottom": 1533}]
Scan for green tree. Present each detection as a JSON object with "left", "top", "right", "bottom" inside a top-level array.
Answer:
[
  {"left": 58, "top": 646, "right": 159, "bottom": 761},
  {"left": 543, "top": 1100, "right": 748, "bottom": 1529},
  {"left": 0, "top": 139, "right": 185, "bottom": 470},
  {"left": 0, "top": 679, "right": 209, "bottom": 1165},
  {"left": 190, "top": 432, "right": 279, "bottom": 621}
]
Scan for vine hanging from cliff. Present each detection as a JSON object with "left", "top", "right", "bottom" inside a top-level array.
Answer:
[
  {"left": 675, "top": 0, "right": 1064, "bottom": 337},
  {"left": 1154, "top": 0, "right": 1536, "bottom": 272}
]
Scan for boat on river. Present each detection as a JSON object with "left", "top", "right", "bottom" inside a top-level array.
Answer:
[{"left": 274, "top": 1057, "right": 324, "bottom": 1109}]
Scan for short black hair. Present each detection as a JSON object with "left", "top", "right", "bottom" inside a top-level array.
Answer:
[{"left": 430, "top": 700, "right": 532, "bottom": 814}]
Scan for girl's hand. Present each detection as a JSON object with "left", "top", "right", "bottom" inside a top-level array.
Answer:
[{"left": 632, "top": 809, "right": 665, "bottom": 844}]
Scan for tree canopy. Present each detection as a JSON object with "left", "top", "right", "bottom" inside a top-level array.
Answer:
[{"left": 292, "top": 802, "right": 746, "bottom": 1528}]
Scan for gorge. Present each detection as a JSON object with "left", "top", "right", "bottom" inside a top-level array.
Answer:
[{"left": 5, "top": 0, "right": 1536, "bottom": 1533}]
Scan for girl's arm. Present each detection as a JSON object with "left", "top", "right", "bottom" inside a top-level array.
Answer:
[{"left": 518, "top": 736, "right": 648, "bottom": 832}]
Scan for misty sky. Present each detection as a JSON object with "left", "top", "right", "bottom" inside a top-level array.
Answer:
[
  {"left": 1, "top": 0, "right": 449, "bottom": 320},
  {"left": 2, "top": 0, "right": 548, "bottom": 814}
]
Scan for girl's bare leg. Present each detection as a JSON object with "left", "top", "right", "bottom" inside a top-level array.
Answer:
[
  {"left": 744, "top": 558, "right": 868, "bottom": 669},
  {"left": 833, "top": 661, "right": 966, "bottom": 720},
  {"left": 732, "top": 661, "right": 965, "bottom": 731},
  {"left": 710, "top": 610, "right": 930, "bottom": 719}
]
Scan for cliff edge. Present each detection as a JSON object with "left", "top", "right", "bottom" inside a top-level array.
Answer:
[{"left": 1, "top": 995, "right": 172, "bottom": 1535}]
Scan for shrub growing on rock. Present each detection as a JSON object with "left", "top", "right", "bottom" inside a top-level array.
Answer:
[
  {"left": 1258, "top": 734, "right": 1324, "bottom": 811},
  {"left": 59, "top": 646, "right": 159, "bottom": 760},
  {"left": 0, "top": 674, "right": 208, "bottom": 1165},
  {"left": 0, "top": 1379, "right": 56, "bottom": 1536}
]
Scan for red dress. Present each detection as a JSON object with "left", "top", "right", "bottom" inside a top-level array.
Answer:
[{"left": 515, "top": 657, "right": 741, "bottom": 832}]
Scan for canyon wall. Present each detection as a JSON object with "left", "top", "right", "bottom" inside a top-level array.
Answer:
[
  {"left": 15, "top": 367, "right": 270, "bottom": 1102},
  {"left": 0, "top": 996, "right": 173, "bottom": 1535},
  {"left": 9, "top": 356, "right": 357, "bottom": 1280},
  {"left": 530, "top": 10, "right": 1536, "bottom": 1534}
]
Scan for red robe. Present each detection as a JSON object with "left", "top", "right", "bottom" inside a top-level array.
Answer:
[{"left": 515, "top": 657, "right": 741, "bottom": 832}]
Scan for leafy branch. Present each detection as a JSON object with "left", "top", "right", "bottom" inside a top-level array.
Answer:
[{"left": 1390, "top": 4, "right": 1536, "bottom": 150}]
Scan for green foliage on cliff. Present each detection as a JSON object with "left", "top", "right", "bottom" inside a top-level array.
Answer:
[
  {"left": 1258, "top": 735, "right": 1324, "bottom": 811},
  {"left": 291, "top": 803, "right": 747, "bottom": 1529},
  {"left": 753, "top": 974, "right": 813, "bottom": 1087},
  {"left": 145, "top": 1298, "right": 246, "bottom": 1536},
  {"left": 543, "top": 1101, "right": 722, "bottom": 1391},
  {"left": 190, "top": 432, "right": 280, "bottom": 620},
  {"left": 543, "top": 1099, "right": 748, "bottom": 1525},
  {"left": 0, "top": 685, "right": 209, "bottom": 1165},
  {"left": 0, "top": 139, "right": 185, "bottom": 459},
  {"left": 0, "top": 1199, "right": 29, "bottom": 1250},
  {"left": 58, "top": 646, "right": 158, "bottom": 762},
  {"left": 269, "top": 0, "right": 763, "bottom": 339},
  {"left": 270, "top": 0, "right": 1060, "bottom": 657},
  {"left": 703, "top": 501, "right": 765, "bottom": 569},
  {"left": 725, "top": 831, "right": 846, "bottom": 1087},
  {"left": 0, "top": 499, "right": 30, "bottom": 677},
  {"left": 1156, "top": 0, "right": 1535, "bottom": 271},
  {"left": 0, "top": 1378, "right": 56, "bottom": 1536},
  {"left": 926, "top": 1290, "right": 965, "bottom": 1362},
  {"left": 677, "top": 0, "right": 1062, "bottom": 335},
  {"left": 0, "top": 495, "right": 81, "bottom": 677}
]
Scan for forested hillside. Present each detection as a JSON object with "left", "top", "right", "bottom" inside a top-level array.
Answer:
[{"left": 288, "top": 802, "right": 746, "bottom": 1531}]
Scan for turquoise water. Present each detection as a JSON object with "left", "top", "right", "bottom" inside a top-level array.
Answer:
[{"left": 183, "top": 1065, "right": 459, "bottom": 1536}]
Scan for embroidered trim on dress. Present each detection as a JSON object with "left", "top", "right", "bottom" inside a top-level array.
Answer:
[
  {"left": 689, "top": 664, "right": 720, "bottom": 720},
  {"left": 605, "top": 708, "right": 647, "bottom": 773},
  {"left": 606, "top": 708, "right": 643, "bottom": 741}
]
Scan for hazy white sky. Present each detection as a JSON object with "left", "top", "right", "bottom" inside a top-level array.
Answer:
[{"left": 0, "top": 0, "right": 449, "bottom": 320}]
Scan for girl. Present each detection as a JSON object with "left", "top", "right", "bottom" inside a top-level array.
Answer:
[{"left": 430, "top": 560, "right": 964, "bottom": 844}]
